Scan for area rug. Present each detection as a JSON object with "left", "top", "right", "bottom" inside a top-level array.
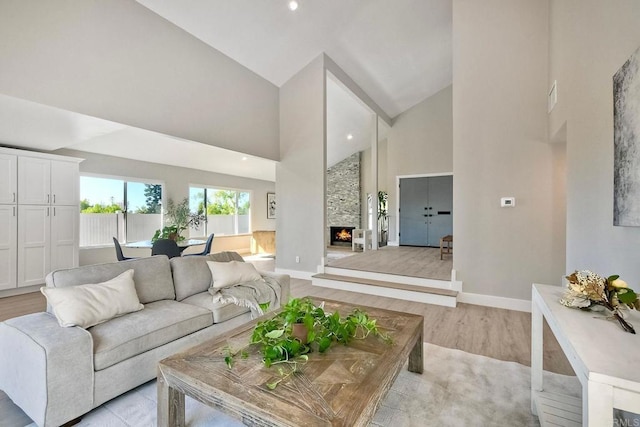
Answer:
[{"left": 12, "top": 343, "right": 580, "bottom": 427}]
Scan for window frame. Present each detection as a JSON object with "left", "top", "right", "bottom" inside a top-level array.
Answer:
[
  {"left": 188, "top": 183, "right": 252, "bottom": 238},
  {"left": 79, "top": 173, "right": 165, "bottom": 247}
]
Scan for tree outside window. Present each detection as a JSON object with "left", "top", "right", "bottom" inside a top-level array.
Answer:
[{"left": 189, "top": 187, "right": 250, "bottom": 236}]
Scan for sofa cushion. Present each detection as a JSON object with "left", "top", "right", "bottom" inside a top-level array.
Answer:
[
  {"left": 171, "top": 252, "right": 246, "bottom": 301},
  {"left": 207, "top": 261, "right": 262, "bottom": 290},
  {"left": 46, "top": 256, "right": 175, "bottom": 304},
  {"left": 181, "top": 292, "right": 250, "bottom": 323},
  {"left": 90, "top": 300, "right": 212, "bottom": 371},
  {"left": 41, "top": 269, "right": 143, "bottom": 328}
]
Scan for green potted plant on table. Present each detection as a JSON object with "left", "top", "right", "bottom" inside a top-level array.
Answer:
[
  {"left": 225, "top": 297, "right": 392, "bottom": 389},
  {"left": 152, "top": 197, "right": 205, "bottom": 242}
]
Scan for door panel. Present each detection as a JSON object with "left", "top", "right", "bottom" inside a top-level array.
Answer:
[
  {"left": 51, "top": 161, "right": 79, "bottom": 205},
  {"left": 399, "top": 177, "right": 429, "bottom": 246},
  {"left": 0, "top": 154, "right": 17, "bottom": 204},
  {"left": 399, "top": 176, "right": 453, "bottom": 247},
  {"left": 18, "top": 157, "right": 51, "bottom": 205},
  {"left": 51, "top": 205, "right": 79, "bottom": 271},
  {"left": 426, "top": 176, "right": 453, "bottom": 246},
  {"left": 18, "top": 205, "right": 50, "bottom": 287},
  {"left": 0, "top": 205, "right": 17, "bottom": 290}
]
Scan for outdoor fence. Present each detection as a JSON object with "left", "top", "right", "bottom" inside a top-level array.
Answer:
[{"left": 81, "top": 213, "right": 249, "bottom": 246}]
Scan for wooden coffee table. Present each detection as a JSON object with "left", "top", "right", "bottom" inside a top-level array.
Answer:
[{"left": 157, "top": 297, "right": 424, "bottom": 427}]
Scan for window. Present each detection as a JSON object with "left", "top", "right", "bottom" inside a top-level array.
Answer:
[
  {"left": 189, "top": 187, "right": 250, "bottom": 237},
  {"left": 80, "top": 176, "right": 162, "bottom": 246}
]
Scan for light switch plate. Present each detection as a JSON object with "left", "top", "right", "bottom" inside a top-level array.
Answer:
[{"left": 501, "top": 197, "right": 516, "bottom": 207}]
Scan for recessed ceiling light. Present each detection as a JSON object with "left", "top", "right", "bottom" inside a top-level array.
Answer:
[
  {"left": 347, "top": 134, "right": 354, "bottom": 140},
  {"left": 242, "top": 156, "right": 248, "bottom": 161},
  {"left": 288, "top": 1, "right": 298, "bottom": 11}
]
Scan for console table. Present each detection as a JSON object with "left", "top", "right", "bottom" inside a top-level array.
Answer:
[{"left": 531, "top": 284, "right": 640, "bottom": 426}]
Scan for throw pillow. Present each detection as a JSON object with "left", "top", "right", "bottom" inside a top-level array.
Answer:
[
  {"left": 207, "top": 260, "right": 262, "bottom": 289},
  {"left": 41, "top": 269, "right": 144, "bottom": 329}
]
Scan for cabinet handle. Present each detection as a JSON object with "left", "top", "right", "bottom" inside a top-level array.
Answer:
[
  {"left": 47, "top": 194, "right": 50, "bottom": 203},
  {"left": 13, "top": 207, "right": 16, "bottom": 217},
  {"left": 53, "top": 207, "right": 56, "bottom": 216},
  {"left": 47, "top": 207, "right": 50, "bottom": 217},
  {"left": 13, "top": 192, "right": 15, "bottom": 203},
  {"left": 53, "top": 194, "right": 56, "bottom": 204}
]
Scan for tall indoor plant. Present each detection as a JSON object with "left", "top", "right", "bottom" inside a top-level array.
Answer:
[
  {"left": 378, "top": 190, "right": 388, "bottom": 247},
  {"left": 152, "top": 197, "right": 204, "bottom": 242}
]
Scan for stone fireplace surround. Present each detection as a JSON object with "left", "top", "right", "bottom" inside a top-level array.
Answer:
[{"left": 326, "top": 153, "right": 361, "bottom": 245}]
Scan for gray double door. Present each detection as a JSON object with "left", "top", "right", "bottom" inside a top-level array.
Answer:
[{"left": 399, "top": 175, "right": 453, "bottom": 247}]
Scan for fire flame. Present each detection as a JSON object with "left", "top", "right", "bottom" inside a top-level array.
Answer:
[{"left": 335, "top": 229, "right": 352, "bottom": 241}]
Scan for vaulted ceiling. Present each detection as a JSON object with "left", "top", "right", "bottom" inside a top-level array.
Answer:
[
  {"left": 136, "top": 0, "right": 452, "bottom": 119},
  {"left": 0, "top": 1, "right": 452, "bottom": 181}
]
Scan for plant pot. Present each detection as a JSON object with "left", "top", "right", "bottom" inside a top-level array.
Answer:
[
  {"left": 168, "top": 232, "right": 178, "bottom": 241},
  {"left": 291, "top": 323, "right": 309, "bottom": 343}
]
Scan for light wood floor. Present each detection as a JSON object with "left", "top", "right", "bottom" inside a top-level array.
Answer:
[
  {"left": 0, "top": 291, "right": 46, "bottom": 322},
  {"left": 326, "top": 246, "right": 453, "bottom": 281},
  {"left": 0, "top": 281, "right": 574, "bottom": 376},
  {"left": 291, "top": 278, "right": 574, "bottom": 376}
]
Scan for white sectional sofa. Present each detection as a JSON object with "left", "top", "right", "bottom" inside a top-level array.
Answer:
[{"left": 0, "top": 252, "right": 290, "bottom": 427}]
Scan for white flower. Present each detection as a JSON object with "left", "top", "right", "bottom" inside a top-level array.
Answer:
[{"left": 559, "top": 292, "right": 592, "bottom": 308}]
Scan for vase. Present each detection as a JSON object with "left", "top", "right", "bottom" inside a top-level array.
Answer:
[{"left": 291, "top": 324, "right": 309, "bottom": 343}]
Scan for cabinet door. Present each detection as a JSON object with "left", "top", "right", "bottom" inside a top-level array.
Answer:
[
  {"left": 51, "top": 205, "right": 79, "bottom": 271},
  {"left": 18, "top": 205, "right": 50, "bottom": 288},
  {"left": 0, "top": 205, "right": 17, "bottom": 290},
  {"left": 51, "top": 161, "right": 79, "bottom": 206},
  {"left": 0, "top": 154, "right": 17, "bottom": 204},
  {"left": 18, "top": 157, "right": 51, "bottom": 205}
]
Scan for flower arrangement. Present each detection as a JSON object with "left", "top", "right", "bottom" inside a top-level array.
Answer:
[{"left": 560, "top": 270, "right": 640, "bottom": 334}]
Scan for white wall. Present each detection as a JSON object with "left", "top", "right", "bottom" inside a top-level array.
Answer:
[
  {"left": 55, "top": 149, "right": 275, "bottom": 264},
  {"left": 549, "top": 0, "right": 640, "bottom": 280},
  {"left": 386, "top": 85, "right": 453, "bottom": 242},
  {"left": 453, "top": 0, "right": 564, "bottom": 300},
  {"left": 0, "top": 0, "right": 280, "bottom": 160},
  {"left": 276, "top": 55, "right": 326, "bottom": 273}
]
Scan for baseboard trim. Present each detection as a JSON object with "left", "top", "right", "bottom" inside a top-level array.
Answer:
[
  {"left": 457, "top": 292, "right": 531, "bottom": 313},
  {"left": 0, "top": 284, "right": 42, "bottom": 299},
  {"left": 274, "top": 268, "right": 315, "bottom": 280}
]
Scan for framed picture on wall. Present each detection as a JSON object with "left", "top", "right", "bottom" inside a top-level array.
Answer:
[
  {"left": 267, "top": 193, "right": 276, "bottom": 219},
  {"left": 614, "top": 45, "right": 640, "bottom": 226}
]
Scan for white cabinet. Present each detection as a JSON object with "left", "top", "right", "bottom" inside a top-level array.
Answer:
[
  {"left": 0, "top": 147, "right": 82, "bottom": 293},
  {"left": 0, "top": 205, "right": 17, "bottom": 290},
  {"left": 18, "top": 157, "right": 78, "bottom": 206},
  {"left": 17, "top": 205, "right": 51, "bottom": 288},
  {"left": 0, "top": 154, "right": 17, "bottom": 204},
  {"left": 51, "top": 205, "right": 79, "bottom": 272},
  {"left": 18, "top": 157, "right": 51, "bottom": 205}
]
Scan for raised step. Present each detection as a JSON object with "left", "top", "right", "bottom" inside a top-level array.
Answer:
[
  {"left": 323, "top": 266, "right": 462, "bottom": 292},
  {"left": 312, "top": 273, "right": 458, "bottom": 308}
]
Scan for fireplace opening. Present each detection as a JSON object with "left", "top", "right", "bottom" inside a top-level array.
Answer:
[{"left": 330, "top": 226, "right": 356, "bottom": 246}]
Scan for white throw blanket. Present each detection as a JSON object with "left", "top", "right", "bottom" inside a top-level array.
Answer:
[{"left": 209, "top": 276, "right": 281, "bottom": 317}]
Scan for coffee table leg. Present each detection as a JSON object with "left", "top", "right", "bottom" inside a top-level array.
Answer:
[
  {"left": 158, "top": 368, "right": 185, "bottom": 427},
  {"left": 408, "top": 330, "right": 423, "bottom": 374}
]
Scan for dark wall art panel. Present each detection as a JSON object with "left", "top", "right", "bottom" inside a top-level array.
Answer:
[{"left": 614, "top": 45, "right": 640, "bottom": 226}]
